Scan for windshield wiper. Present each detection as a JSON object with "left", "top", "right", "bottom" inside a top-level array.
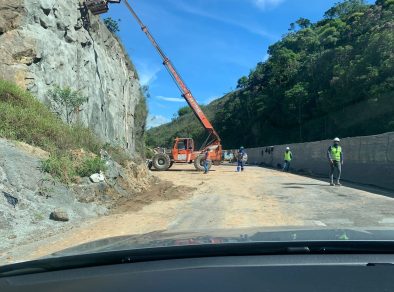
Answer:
[{"left": 2, "top": 241, "right": 394, "bottom": 278}]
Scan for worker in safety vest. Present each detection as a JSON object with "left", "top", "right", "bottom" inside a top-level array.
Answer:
[
  {"left": 236, "top": 146, "right": 246, "bottom": 172},
  {"left": 282, "top": 147, "right": 292, "bottom": 172},
  {"left": 327, "top": 137, "right": 343, "bottom": 186}
]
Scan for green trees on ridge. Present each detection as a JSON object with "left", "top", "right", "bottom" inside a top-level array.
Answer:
[{"left": 148, "top": 0, "right": 394, "bottom": 149}]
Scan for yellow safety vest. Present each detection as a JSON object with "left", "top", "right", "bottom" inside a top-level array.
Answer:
[
  {"left": 284, "top": 151, "right": 292, "bottom": 161},
  {"left": 331, "top": 145, "right": 342, "bottom": 161}
]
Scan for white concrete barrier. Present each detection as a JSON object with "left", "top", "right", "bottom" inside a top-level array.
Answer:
[{"left": 245, "top": 132, "right": 394, "bottom": 190}]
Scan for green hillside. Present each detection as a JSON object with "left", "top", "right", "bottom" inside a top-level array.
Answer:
[
  {"left": 147, "top": 0, "right": 394, "bottom": 149},
  {"left": 146, "top": 94, "right": 233, "bottom": 148}
]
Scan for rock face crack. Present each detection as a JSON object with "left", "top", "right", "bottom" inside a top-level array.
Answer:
[
  {"left": 41, "top": 7, "right": 51, "bottom": 16},
  {"left": 85, "top": 22, "right": 102, "bottom": 85},
  {"left": 92, "top": 42, "right": 102, "bottom": 84},
  {"left": 86, "top": 25, "right": 110, "bottom": 137}
]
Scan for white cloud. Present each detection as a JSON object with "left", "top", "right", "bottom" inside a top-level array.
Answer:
[
  {"left": 135, "top": 60, "right": 162, "bottom": 86},
  {"left": 147, "top": 114, "right": 170, "bottom": 129},
  {"left": 156, "top": 95, "right": 185, "bottom": 103},
  {"left": 171, "top": 1, "right": 277, "bottom": 39},
  {"left": 253, "top": 0, "right": 285, "bottom": 10},
  {"left": 139, "top": 67, "right": 161, "bottom": 86}
]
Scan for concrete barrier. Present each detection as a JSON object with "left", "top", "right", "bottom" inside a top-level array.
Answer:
[{"left": 245, "top": 132, "right": 394, "bottom": 190}]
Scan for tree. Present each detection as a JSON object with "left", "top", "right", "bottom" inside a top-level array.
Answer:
[
  {"left": 177, "top": 106, "right": 192, "bottom": 117},
  {"left": 284, "top": 83, "right": 309, "bottom": 142},
  {"left": 141, "top": 85, "right": 151, "bottom": 99},
  {"left": 104, "top": 17, "right": 120, "bottom": 34},
  {"left": 324, "top": 0, "right": 366, "bottom": 19},
  {"left": 376, "top": 0, "right": 394, "bottom": 7},
  {"left": 288, "top": 22, "right": 296, "bottom": 31},
  {"left": 296, "top": 17, "right": 311, "bottom": 29},
  {"left": 47, "top": 86, "right": 88, "bottom": 124},
  {"left": 237, "top": 76, "right": 249, "bottom": 89}
]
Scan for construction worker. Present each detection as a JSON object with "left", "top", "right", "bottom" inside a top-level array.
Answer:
[
  {"left": 236, "top": 146, "right": 246, "bottom": 172},
  {"left": 327, "top": 137, "right": 343, "bottom": 186},
  {"left": 283, "top": 147, "right": 292, "bottom": 172},
  {"left": 203, "top": 149, "right": 210, "bottom": 174}
]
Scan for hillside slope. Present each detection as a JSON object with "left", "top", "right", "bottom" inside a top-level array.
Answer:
[
  {"left": 0, "top": 81, "right": 153, "bottom": 261},
  {"left": 146, "top": 94, "right": 232, "bottom": 148},
  {"left": 147, "top": 0, "right": 394, "bottom": 149}
]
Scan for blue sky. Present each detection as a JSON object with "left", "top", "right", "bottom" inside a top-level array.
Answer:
[{"left": 104, "top": 0, "right": 373, "bottom": 128}]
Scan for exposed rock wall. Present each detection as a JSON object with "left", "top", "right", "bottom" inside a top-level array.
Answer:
[
  {"left": 246, "top": 132, "right": 394, "bottom": 190},
  {"left": 0, "top": 0, "right": 144, "bottom": 151}
]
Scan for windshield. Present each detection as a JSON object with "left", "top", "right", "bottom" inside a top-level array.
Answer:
[{"left": 1, "top": 0, "right": 393, "bottom": 267}]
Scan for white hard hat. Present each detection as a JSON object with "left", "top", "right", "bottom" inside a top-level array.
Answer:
[
  {"left": 333, "top": 137, "right": 340, "bottom": 142},
  {"left": 286, "top": 147, "right": 290, "bottom": 150}
]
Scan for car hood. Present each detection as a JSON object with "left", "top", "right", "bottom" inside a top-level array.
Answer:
[{"left": 49, "top": 226, "right": 394, "bottom": 258}]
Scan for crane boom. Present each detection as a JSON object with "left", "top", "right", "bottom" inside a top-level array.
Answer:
[{"left": 123, "top": 0, "right": 221, "bottom": 143}]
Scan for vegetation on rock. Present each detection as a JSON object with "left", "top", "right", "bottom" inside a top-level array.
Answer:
[
  {"left": 0, "top": 79, "right": 134, "bottom": 183},
  {"left": 104, "top": 17, "right": 121, "bottom": 34},
  {"left": 46, "top": 86, "right": 88, "bottom": 124}
]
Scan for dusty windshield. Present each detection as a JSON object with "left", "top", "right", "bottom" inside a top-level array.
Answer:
[{"left": 0, "top": 0, "right": 393, "bottom": 266}]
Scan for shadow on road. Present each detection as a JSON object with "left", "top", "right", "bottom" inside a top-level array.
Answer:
[
  {"left": 151, "top": 169, "right": 216, "bottom": 172},
  {"left": 340, "top": 181, "right": 394, "bottom": 198},
  {"left": 251, "top": 164, "right": 394, "bottom": 198},
  {"left": 282, "top": 183, "right": 330, "bottom": 187},
  {"left": 276, "top": 173, "right": 394, "bottom": 198}
]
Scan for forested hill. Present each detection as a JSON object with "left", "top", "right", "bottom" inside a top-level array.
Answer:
[{"left": 147, "top": 0, "right": 394, "bottom": 149}]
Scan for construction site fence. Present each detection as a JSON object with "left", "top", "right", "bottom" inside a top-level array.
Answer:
[{"left": 238, "top": 132, "right": 394, "bottom": 190}]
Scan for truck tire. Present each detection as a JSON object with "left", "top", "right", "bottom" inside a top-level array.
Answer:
[
  {"left": 194, "top": 155, "right": 212, "bottom": 171},
  {"left": 152, "top": 153, "right": 171, "bottom": 171}
]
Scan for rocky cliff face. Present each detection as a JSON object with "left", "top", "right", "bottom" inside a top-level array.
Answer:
[{"left": 0, "top": 0, "right": 145, "bottom": 152}]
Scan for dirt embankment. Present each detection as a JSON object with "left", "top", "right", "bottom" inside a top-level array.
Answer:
[{"left": 0, "top": 138, "right": 166, "bottom": 263}]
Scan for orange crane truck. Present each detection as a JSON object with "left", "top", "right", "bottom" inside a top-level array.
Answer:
[{"left": 86, "top": 0, "right": 222, "bottom": 171}]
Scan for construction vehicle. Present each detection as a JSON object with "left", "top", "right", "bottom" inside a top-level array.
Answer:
[
  {"left": 85, "top": 0, "right": 222, "bottom": 171},
  {"left": 85, "top": 0, "right": 121, "bottom": 15}
]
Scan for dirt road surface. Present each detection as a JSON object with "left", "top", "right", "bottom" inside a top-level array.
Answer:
[{"left": 7, "top": 164, "right": 394, "bottom": 263}]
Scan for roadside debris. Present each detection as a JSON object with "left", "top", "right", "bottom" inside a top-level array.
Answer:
[
  {"left": 49, "top": 209, "right": 69, "bottom": 222},
  {"left": 90, "top": 172, "right": 105, "bottom": 183}
]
